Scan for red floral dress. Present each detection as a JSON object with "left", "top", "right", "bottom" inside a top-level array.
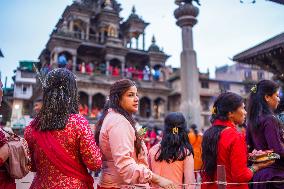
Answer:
[
  {"left": 24, "top": 114, "right": 102, "bottom": 189},
  {"left": 0, "top": 130, "right": 16, "bottom": 189}
]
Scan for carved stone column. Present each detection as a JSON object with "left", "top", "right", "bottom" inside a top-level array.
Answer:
[
  {"left": 106, "top": 60, "right": 110, "bottom": 76},
  {"left": 174, "top": 1, "right": 201, "bottom": 127},
  {"left": 72, "top": 55, "right": 77, "bottom": 73},
  {"left": 88, "top": 94, "right": 92, "bottom": 116}
]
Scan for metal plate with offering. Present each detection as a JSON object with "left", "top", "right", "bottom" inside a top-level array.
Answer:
[{"left": 248, "top": 151, "right": 280, "bottom": 163}]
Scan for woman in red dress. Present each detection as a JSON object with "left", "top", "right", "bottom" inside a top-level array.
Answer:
[
  {"left": 24, "top": 68, "right": 102, "bottom": 189},
  {"left": 201, "top": 92, "right": 273, "bottom": 189}
]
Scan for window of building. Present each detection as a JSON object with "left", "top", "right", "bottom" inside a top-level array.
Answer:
[
  {"left": 22, "top": 85, "right": 28, "bottom": 94},
  {"left": 219, "top": 82, "right": 230, "bottom": 92},
  {"left": 23, "top": 101, "right": 31, "bottom": 115},
  {"left": 257, "top": 71, "right": 264, "bottom": 80},
  {"left": 201, "top": 81, "right": 209, "bottom": 88},
  {"left": 201, "top": 99, "right": 210, "bottom": 111},
  {"left": 244, "top": 70, "right": 252, "bottom": 80},
  {"left": 204, "top": 115, "right": 210, "bottom": 126}
]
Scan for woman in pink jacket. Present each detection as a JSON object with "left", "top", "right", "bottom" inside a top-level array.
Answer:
[{"left": 95, "top": 79, "right": 175, "bottom": 189}]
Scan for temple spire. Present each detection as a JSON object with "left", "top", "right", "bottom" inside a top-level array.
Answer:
[
  {"left": 132, "top": 6, "right": 136, "bottom": 14},
  {"left": 104, "top": 0, "right": 113, "bottom": 10},
  {"left": 151, "top": 35, "right": 156, "bottom": 44}
]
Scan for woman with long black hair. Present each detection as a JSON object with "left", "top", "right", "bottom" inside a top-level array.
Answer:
[
  {"left": 148, "top": 112, "right": 195, "bottom": 188},
  {"left": 201, "top": 92, "right": 272, "bottom": 189},
  {"left": 95, "top": 79, "right": 175, "bottom": 189},
  {"left": 24, "top": 68, "right": 102, "bottom": 189},
  {"left": 247, "top": 80, "right": 284, "bottom": 189}
]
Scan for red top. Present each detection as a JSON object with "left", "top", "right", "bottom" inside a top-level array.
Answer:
[
  {"left": 201, "top": 120, "right": 253, "bottom": 189},
  {"left": 24, "top": 114, "right": 102, "bottom": 189}
]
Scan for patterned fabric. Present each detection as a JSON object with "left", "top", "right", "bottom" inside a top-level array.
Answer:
[
  {"left": 0, "top": 130, "right": 7, "bottom": 148},
  {"left": 24, "top": 114, "right": 102, "bottom": 189},
  {"left": 0, "top": 130, "right": 16, "bottom": 189},
  {"left": 0, "top": 129, "right": 7, "bottom": 165}
]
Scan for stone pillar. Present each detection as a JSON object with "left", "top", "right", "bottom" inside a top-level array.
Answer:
[
  {"left": 86, "top": 24, "right": 90, "bottom": 40},
  {"left": 88, "top": 94, "right": 92, "bottom": 116},
  {"left": 150, "top": 99, "right": 155, "bottom": 119},
  {"left": 72, "top": 55, "right": 77, "bottom": 73},
  {"left": 96, "top": 33, "right": 99, "bottom": 42},
  {"left": 149, "top": 100, "right": 152, "bottom": 118},
  {"left": 142, "top": 33, "right": 145, "bottom": 50},
  {"left": 69, "top": 20, "right": 74, "bottom": 32},
  {"left": 100, "top": 30, "right": 104, "bottom": 43},
  {"left": 81, "top": 32, "right": 85, "bottom": 40},
  {"left": 106, "top": 60, "right": 110, "bottom": 76},
  {"left": 52, "top": 52, "right": 58, "bottom": 68},
  {"left": 129, "top": 33, "right": 132, "bottom": 48},
  {"left": 136, "top": 38, "right": 139, "bottom": 49},
  {"left": 174, "top": 2, "right": 201, "bottom": 127},
  {"left": 121, "top": 60, "right": 125, "bottom": 77}
]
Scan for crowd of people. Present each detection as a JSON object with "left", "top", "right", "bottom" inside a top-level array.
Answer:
[
  {"left": 1, "top": 69, "right": 284, "bottom": 189},
  {"left": 41, "top": 55, "right": 168, "bottom": 82}
]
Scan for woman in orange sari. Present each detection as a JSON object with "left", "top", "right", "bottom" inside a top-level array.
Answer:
[{"left": 188, "top": 124, "right": 202, "bottom": 170}]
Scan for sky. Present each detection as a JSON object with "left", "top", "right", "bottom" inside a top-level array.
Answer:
[{"left": 0, "top": 0, "right": 283, "bottom": 86}]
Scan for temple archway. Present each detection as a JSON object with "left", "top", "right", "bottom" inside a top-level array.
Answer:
[
  {"left": 78, "top": 91, "right": 88, "bottom": 116},
  {"left": 154, "top": 97, "right": 166, "bottom": 119},
  {"left": 139, "top": 97, "right": 151, "bottom": 118}
]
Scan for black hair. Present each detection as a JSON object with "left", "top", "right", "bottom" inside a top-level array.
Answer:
[
  {"left": 202, "top": 92, "right": 243, "bottom": 179},
  {"left": 190, "top": 124, "right": 198, "bottom": 136},
  {"left": 37, "top": 68, "right": 79, "bottom": 131},
  {"left": 34, "top": 97, "right": 43, "bottom": 103},
  {"left": 210, "top": 92, "right": 244, "bottom": 123},
  {"left": 155, "top": 112, "right": 193, "bottom": 163},
  {"left": 247, "top": 80, "right": 279, "bottom": 130},
  {"left": 95, "top": 79, "right": 142, "bottom": 155}
]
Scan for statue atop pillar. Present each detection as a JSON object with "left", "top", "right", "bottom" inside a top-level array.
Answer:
[
  {"left": 174, "top": 0, "right": 199, "bottom": 27},
  {"left": 175, "top": 0, "right": 200, "bottom": 6}
]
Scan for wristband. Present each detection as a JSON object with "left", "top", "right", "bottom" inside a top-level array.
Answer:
[{"left": 249, "top": 166, "right": 256, "bottom": 174}]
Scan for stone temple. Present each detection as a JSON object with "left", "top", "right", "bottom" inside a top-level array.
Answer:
[{"left": 36, "top": 0, "right": 172, "bottom": 127}]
